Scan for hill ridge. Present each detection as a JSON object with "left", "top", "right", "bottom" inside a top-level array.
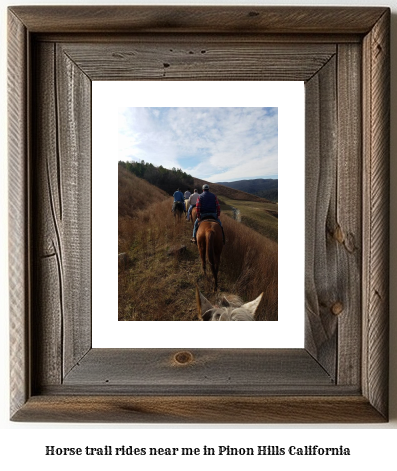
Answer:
[
  {"left": 193, "top": 177, "right": 272, "bottom": 203},
  {"left": 216, "top": 178, "right": 278, "bottom": 202}
]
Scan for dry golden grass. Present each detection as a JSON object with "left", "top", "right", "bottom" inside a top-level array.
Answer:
[
  {"left": 118, "top": 168, "right": 278, "bottom": 321},
  {"left": 219, "top": 196, "right": 278, "bottom": 242},
  {"left": 118, "top": 199, "right": 201, "bottom": 321},
  {"left": 118, "top": 166, "right": 169, "bottom": 253},
  {"left": 220, "top": 216, "right": 278, "bottom": 320},
  {"left": 118, "top": 165, "right": 169, "bottom": 218},
  {"left": 118, "top": 206, "right": 278, "bottom": 321}
]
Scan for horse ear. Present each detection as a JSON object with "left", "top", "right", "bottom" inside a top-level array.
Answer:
[
  {"left": 196, "top": 285, "right": 213, "bottom": 320},
  {"left": 241, "top": 293, "right": 264, "bottom": 318},
  {"left": 221, "top": 296, "right": 230, "bottom": 307},
  {"left": 202, "top": 310, "right": 214, "bottom": 321}
]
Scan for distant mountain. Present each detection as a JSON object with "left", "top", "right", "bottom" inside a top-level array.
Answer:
[
  {"left": 216, "top": 179, "right": 278, "bottom": 202},
  {"left": 193, "top": 178, "right": 269, "bottom": 203}
]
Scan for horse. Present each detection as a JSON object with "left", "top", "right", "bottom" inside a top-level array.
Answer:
[
  {"left": 196, "top": 286, "right": 263, "bottom": 321},
  {"left": 196, "top": 219, "right": 223, "bottom": 291},
  {"left": 172, "top": 201, "right": 184, "bottom": 222},
  {"left": 190, "top": 207, "right": 197, "bottom": 224}
]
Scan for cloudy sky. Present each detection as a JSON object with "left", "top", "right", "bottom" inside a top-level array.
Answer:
[{"left": 118, "top": 107, "right": 278, "bottom": 182}]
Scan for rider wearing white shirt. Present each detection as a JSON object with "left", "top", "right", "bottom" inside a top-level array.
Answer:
[{"left": 186, "top": 189, "right": 200, "bottom": 221}]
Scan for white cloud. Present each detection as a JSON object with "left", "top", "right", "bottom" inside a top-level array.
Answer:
[{"left": 118, "top": 107, "right": 278, "bottom": 181}]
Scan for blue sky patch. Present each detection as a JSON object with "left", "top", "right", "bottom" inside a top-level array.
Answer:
[{"left": 118, "top": 107, "right": 278, "bottom": 182}]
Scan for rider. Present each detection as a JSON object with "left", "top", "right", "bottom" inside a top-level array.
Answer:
[
  {"left": 191, "top": 184, "right": 224, "bottom": 244},
  {"left": 186, "top": 188, "right": 199, "bottom": 221},
  {"left": 172, "top": 188, "right": 185, "bottom": 213},
  {"left": 183, "top": 189, "right": 191, "bottom": 213}
]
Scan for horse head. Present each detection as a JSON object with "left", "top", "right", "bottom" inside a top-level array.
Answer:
[{"left": 195, "top": 286, "right": 263, "bottom": 321}]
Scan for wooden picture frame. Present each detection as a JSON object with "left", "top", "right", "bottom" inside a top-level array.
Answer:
[{"left": 8, "top": 6, "right": 390, "bottom": 423}]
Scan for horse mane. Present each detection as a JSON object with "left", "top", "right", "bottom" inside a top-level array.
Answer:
[
  {"left": 216, "top": 293, "right": 244, "bottom": 308},
  {"left": 202, "top": 306, "right": 256, "bottom": 321},
  {"left": 197, "top": 286, "right": 263, "bottom": 321}
]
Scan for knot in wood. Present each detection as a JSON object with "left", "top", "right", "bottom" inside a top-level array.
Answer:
[
  {"left": 174, "top": 351, "right": 194, "bottom": 365},
  {"left": 331, "top": 302, "right": 344, "bottom": 316},
  {"left": 333, "top": 225, "right": 344, "bottom": 244}
]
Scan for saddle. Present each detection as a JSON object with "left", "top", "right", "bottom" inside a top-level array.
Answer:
[
  {"left": 196, "top": 214, "right": 225, "bottom": 244},
  {"left": 200, "top": 214, "right": 217, "bottom": 222}
]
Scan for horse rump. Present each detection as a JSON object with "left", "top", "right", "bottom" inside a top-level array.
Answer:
[{"left": 172, "top": 201, "right": 184, "bottom": 213}]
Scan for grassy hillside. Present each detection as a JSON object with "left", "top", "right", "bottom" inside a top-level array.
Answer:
[
  {"left": 119, "top": 160, "right": 194, "bottom": 196},
  {"left": 119, "top": 166, "right": 169, "bottom": 253},
  {"left": 219, "top": 196, "right": 278, "bottom": 242},
  {"left": 119, "top": 165, "right": 169, "bottom": 219},
  {"left": 119, "top": 171, "right": 278, "bottom": 321},
  {"left": 193, "top": 177, "right": 278, "bottom": 241}
]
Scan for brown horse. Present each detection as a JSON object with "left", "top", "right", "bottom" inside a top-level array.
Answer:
[
  {"left": 190, "top": 207, "right": 197, "bottom": 224},
  {"left": 196, "top": 219, "right": 223, "bottom": 291},
  {"left": 172, "top": 201, "right": 184, "bottom": 222}
]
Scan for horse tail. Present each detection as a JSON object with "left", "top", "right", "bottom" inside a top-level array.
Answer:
[
  {"left": 206, "top": 228, "right": 215, "bottom": 268},
  {"left": 206, "top": 228, "right": 218, "bottom": 287}
]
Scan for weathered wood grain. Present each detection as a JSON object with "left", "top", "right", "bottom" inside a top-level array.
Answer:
[
  {"left": 55, "top": 45, "right": 91, "bottom": 377},
  {"left": 34, "top": 33, "right": 363, "bottom": 45},
  {"left": 62, "top": 348, "right": 333, "bottom": 389},
  {"left": 32, "top": 42, "right": 63, "bottom": 388},
  {"left": 304, "top": 56, "right": 338, "bottom": 378},
  {"left": 8, "top": 6, "right": 390, "bottom": 423},
  {"left": 362, "top": 9, "right": 390, "bottom": 419},
  {"left": 8, "top": 9, "right": 29, "bottom": 419},
  {"left": 335, "top": 44, "right": 362, "bottom": 386},
  {"left": 32, "top": 42, "right": 91, "bottom": 387},
  {"left": 305, "top": 43, "right": 363, "bottom": 386},
  {"left": 9, "top": 6, "right": 387, "bottom": 34},
  {"left": 60, "top": 42, "right": 335, "bottom": 81},
  {"left": 12, "top": 396, "right": 386, "bottom": 424}
]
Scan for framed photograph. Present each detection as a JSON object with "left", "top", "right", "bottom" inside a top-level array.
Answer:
[
  {"left": 114, "top": 101, "right": 281, "bottom": 324},
  {"left": 92, "top": 80, "right": 304, "bottom": 349},
  {"left": 8, "top": 6, "right": 390, "bottom": 423}
]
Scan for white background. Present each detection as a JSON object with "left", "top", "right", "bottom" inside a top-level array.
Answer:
[
  {"left": 1, "top": 0, "right": 396, "bottom": 469},
  {"left": 92, "top": 81, "right": 305, "bottom": 348}
]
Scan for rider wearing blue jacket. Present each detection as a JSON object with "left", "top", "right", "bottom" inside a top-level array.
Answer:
[
  {"left": 173, "top": 189, "right": 184, "bottom": 203},
  {"left": 172, "top": 188, "right": 185, "bottom": 213},
  {"left": 191, "top": 184, "right": 224, "bottom": 244}
]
